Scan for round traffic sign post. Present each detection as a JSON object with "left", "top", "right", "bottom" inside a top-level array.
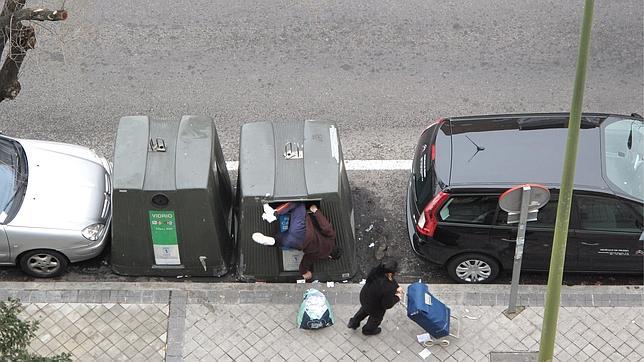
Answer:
[
  {"left": 499, "top": 183, "right": 550, "bottom": 213},
  {"left": 500, "top": 184, "right": 550, "bottom": 319}
]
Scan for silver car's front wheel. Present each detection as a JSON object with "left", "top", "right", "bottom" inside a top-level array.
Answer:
[
  {"left": 19, "top": 250, "right": 69, "bottom": 278},
  {"left": 447, "top": 253, "right": 500, "bottom": 284}
]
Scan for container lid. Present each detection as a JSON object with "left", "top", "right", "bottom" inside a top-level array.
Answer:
[{"left": 239, "top": 120, "right": 343, "bottom": 198}]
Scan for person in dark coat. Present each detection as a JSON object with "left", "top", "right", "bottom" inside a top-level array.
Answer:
[
  {"left": 252, "top": 202, "right": 341, "bottom": 280},
  {"left": 347, "top": 258, "right": 403, "bottom": 335}
]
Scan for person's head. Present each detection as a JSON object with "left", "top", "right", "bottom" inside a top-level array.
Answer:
[
  {"left": 380, "top": 258, "right": 398, "bottom": 275},
  {"left": 366, "top": 257, "right": 399, "bottom": 283}
]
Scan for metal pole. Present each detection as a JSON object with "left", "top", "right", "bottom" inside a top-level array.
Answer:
[
  {"left": 504, "top": 186, "right": 531, "bottom": 318},
  {"left": 539, "top": 1, "right": 594, "bottom": 361}
]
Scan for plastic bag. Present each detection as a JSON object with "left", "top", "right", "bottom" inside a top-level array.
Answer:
[{"left": 296, "top": 288, "right": 334, "bottom": 329}]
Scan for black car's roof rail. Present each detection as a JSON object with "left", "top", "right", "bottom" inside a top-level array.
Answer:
[
  {"left": 446, "top": 112, "right": 634, "bottom": 123},
  {"left": 516, "top": 117, "right": 599, "bottom": 130}
]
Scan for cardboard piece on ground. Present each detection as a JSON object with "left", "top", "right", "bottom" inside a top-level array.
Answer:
[
  {"left": 419, "top": 349, "right": 432, "bottom": 359},
  {"left": 417, "top": 333, "right": 432, "bottom": 343}
]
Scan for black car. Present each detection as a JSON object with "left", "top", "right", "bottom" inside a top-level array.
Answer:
[{"left": 406, "top": 113, "right": 644, "bottom": 283}]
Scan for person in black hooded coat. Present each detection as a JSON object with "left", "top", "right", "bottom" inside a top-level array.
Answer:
[{"left": 347, "top": 258, "right": 403, "bottom": 335}]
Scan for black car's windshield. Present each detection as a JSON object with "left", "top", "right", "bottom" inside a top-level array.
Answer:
[
  {"left": 602, "top": 117, "right": 644, "bottom": 200},
  {"left": 0, "top": 137, "right": 27, "bottom": 222}
]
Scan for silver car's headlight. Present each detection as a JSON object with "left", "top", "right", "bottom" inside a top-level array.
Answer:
[{"left": 82, "top": 223, "right": 105, "bottom": 241}]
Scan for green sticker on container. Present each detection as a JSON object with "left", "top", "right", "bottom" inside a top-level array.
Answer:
[{"left": 149, "top": 210, "right": 180, "bottom": 265}]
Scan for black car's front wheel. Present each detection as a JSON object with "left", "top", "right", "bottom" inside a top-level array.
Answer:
[
  {"left": 19, "top": 249, "right": 69, "bottom": 278},
  {"left": 446, "top": 253, "right": 500, "bottom": 284}
]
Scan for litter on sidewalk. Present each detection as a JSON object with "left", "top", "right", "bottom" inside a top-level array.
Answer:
[{"left": 419, "top": 349, "right": 432, "bottom": 359}]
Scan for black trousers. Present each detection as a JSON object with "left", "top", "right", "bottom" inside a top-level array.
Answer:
[{"left": 351, "top": 306, "right": 386, "bottom": 333}]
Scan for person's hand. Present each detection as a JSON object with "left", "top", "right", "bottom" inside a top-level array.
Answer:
[
  {"left": 395, "top": 287, "right": 404, "bottom": 300},
  {"left": 302, "top": 271, "right": 313, "bottom": 280},
  {"left": 309, "top": 204, "right": 318, "bottom": 213}
]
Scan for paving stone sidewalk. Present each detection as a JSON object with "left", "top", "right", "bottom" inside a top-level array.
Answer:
[{"left": 1, "top": 282, "right": 642, "bottom": 361}]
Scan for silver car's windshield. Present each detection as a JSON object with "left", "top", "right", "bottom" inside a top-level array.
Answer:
[
  {"left": 603, "top": 117, "right": 644, "bottom": 200},
  {"left": 0, "top": 137, "right": 27, "bottom": 221}
]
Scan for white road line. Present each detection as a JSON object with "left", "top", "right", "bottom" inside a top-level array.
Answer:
[
  {"left": 344, "top": 160, "right": 412, "bottom": 170},
  {"left": 226, "top": 161, "right": 239, "bottom": 170},
  {"left": 225, "top": 160, "right": 412, "bottom": 171}
]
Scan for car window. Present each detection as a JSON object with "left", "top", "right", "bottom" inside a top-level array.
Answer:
[
  {"left": 414, "top": 129, "right": 435, "bottom": 208},
  {"left": 497, "top": 198, "right": 558, "bottom": 228},
  {"left": 414, "top": 121, "right": 452, "bottom": 209},
  {"left": 576, "top": 195, "right": 643, "bottom": 232},
  {"left": 0, "top": 138, "right": 18, "bottom": 211},
  {"left": 602, "top": 117, "right": 643, "bottom": 200},
  {"left": 439, "top": 195, "right": 498, "bottom": 225},
  {"left": 415, "top": 143, "right": 430, "bottom": 187}
]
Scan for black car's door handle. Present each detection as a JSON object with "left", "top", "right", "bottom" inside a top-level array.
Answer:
[{"left": 580, "top": 242, "right": 599, "bottom": 246}]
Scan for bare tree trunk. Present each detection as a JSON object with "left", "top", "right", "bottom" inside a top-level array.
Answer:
[
  {"left": 0, "top": 0, "right": 25, "bottom": 58},
  {"left": 0, "top": 0, "right": 67, "bottom": 102}
]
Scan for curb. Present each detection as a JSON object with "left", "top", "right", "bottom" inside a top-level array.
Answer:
[{"left": 1, "top": 282, "right": 641, "bottom": 307}]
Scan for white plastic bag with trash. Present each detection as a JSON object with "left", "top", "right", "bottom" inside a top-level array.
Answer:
[{"left": 296, "top": 288, "right": 334, "bottom": 329}]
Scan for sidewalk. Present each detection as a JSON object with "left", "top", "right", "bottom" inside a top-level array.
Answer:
[{"left": 1, "top": 282, "right": 642, "bottom": 361}]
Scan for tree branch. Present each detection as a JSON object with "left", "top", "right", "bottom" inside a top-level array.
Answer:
[
  {"left": 0, "top": 1, "right": 68, "bottom": 102},
  {"left": 0, "top": 8, "right": 68, "bottom": 28},
  {"left": 0, "top": 0, "right": 25, "bottom": 55}
]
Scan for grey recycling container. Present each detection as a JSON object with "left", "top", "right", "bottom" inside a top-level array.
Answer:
[
  {"left": 111, "top": 115, "right": 234, "bottom": 277},
  {"left": 236, "top": 120, "right": 357, "bottom": 282}
]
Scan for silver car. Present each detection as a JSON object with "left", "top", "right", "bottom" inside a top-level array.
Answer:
[{"left": 0, "top": 134, "right": 112, "bottom": 277}]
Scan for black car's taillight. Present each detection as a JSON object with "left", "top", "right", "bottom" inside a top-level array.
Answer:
[{"left": 416, "top": 191, "right": 449, "bottom": 237}]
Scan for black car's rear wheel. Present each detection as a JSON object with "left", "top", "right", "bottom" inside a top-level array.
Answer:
[
  {"left": 447, "top": 253, "right": 500, "bottom": 284},
  {"left": 19, "top": 249, "right": 69, "bottom": 278}
]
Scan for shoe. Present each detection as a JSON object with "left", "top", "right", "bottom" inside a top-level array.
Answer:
[
  {"left": 347, "top": 318, "right": 359, "bottom": 330},
  {"left": 362, "top": 327, "right": 382, "bottom": 336},
  {"left": 252, "top": 232, "right": 275, "bottom": 246}
]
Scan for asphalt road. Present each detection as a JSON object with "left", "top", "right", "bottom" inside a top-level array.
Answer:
[{"left": 0, "top": 0, "right": 642, "bottom": 284}]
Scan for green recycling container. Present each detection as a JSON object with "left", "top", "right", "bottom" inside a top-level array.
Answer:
[
  {"left": 236, "top": 120, "right": 357, "bottom": 282},
  {"left": 111, "top": 115, "right": 233, "bottom": 277}
]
